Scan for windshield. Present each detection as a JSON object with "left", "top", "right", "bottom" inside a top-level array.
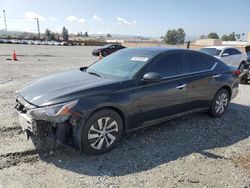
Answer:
[
  {"left": 87, "top": 51, "right": 151, "bottom": 80},
  {"left": 199, "top": 48, "right": 222, "bottom": 56}
]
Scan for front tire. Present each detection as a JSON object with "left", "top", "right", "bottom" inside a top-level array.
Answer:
[
  {"left": 102, "top": 51, "right": 108, "bottom": 57},
  {"left": 80, "top": 109, "right": 123, "bottom": 155},
  {"left": 209, "top": 89, "right": 230, "bottom": 117},
  {"left": 239, "top": 62, "right": 245, "bottom": 72}
]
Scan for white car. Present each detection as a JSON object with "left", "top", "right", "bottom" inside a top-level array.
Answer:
[{"left": 199, "top": 46, "right": 248, "bottom": 72}]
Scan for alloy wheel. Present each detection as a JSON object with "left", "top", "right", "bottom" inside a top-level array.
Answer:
[
  {"left": 239, "top": 63, "right": 245, "bottom": 72},
  {"left": 87, "top": 117, "right": 118, "bottom": 150},
  {"left": 215, "top": 93, "right": 228, "bottom": 114}
]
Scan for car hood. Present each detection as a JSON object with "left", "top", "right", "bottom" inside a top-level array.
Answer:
[{"left": 18, "top": 69, "right": 116, "bottom": 106}]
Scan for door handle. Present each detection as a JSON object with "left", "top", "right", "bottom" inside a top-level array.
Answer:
[
  {"left": 176, "top": 84, "right": 187, "bottom": 89},
  {"left": 213, "top": 74, "right": 221, "bottom": 78}
]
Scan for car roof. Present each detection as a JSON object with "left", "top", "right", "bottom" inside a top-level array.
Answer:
[
  {"left": 202, "top": 46, "right": 235, "bottom": 50},
  {"left": 102, "top": 44, "right": 113, "bottom": 47},
  {"left": 120, "top": 47, "right": 189, "bottom": 56}
]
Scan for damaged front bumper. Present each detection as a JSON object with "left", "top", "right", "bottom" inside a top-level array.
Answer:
[
  {"left": 15, "top": 95, "right": 80, "bottom": 148},
  {"left": 18, "top": 111, "right": 38, "bottom": 134}
]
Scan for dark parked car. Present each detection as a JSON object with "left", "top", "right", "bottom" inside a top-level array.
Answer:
[
  {"left": 246, "top": 46, "right": 250, "bottom": 65},
  {"left": 92, "top": 44, "right": 125, "bottom": 57},
  {"left": 240, "top": 46, "right": 250, "bottom": 84},
  {"left": 16, "top": 48, "right": 240, "bottom": 155}
]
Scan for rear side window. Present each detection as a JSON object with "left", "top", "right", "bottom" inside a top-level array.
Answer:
[
  {"left": 199, "top": 48, "right": 222, "bottom": 56},
  {"left": 145, "top": 52, "right": 183, "bottom": 77},
  {"left": 184, "top": 52, "right": 215, "bottom": 73},
  {"left": 230, "top": 48, "right": 241, "bottom": 55}
]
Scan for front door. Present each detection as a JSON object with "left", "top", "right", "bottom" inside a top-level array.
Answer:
[
  {"left": 221, "top": 48, "right": 233, "bottom": 65},
  {"left": 130, "top": 51, "right": 188, "bottom": 130}
]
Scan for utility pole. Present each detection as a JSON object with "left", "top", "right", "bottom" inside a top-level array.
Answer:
[
  {"left": 3, "top": 10, "right": 7, "bottom": 35},
  {"left": 242, "top": 33, "right": 245, "bottom": 41},
  {"left": 35, "top": 18, "right": 40, "bottom": 39}
]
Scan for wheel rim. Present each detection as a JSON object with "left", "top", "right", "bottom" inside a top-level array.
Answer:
[
  {"left": 239, "top": 64, "right": 245, "bottom": 72},
  {"left": 215, "top": 93, "right": 228, "bottom": 114},
  {"left": 88, "top": 117, "right": 118, "bottom": 150}
]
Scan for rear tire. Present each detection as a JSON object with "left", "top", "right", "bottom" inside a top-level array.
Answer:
[
  {"left": 80, "top": 109, "right": 123, "bottom": 155},
  {"left": 240, "top": 74, "right": 249, "bottom": 84},
  {"left": 209, "top": 89, "right": 230, "bottom": 117}
]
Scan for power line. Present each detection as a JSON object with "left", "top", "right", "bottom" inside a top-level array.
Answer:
[
  {"left": 0, "top": 16, "right": 37, "bottom": 21},
  {"left": 0, "top": 13, "right": 40, "bottom": 38}
]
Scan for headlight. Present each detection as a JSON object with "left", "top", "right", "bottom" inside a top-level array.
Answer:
[{"left": 27, "top": 100, "right": 78, "bottom": 123}]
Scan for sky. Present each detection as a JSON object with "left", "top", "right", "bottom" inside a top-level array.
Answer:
[{"left": 0, "top": 0, "right": 250, "bottom": 39}]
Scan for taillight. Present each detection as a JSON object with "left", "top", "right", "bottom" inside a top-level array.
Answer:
[{"left": 233, "top": 69, "right": 241, "bottom": 76}]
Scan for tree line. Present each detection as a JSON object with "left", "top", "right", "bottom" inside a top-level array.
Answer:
[
  {"left": 163, "top": 28, "right": 246, "bottom": 45},
  {"left": 201, "top": 32, "right": 245, "bottom": 41},
  {"left": 44, "top": 27, "right": 69, "bottom": 41},
  {"left": 204, "top": 32, "right": 245, "bottom": 41},
  {"left": 44, "top": 27, "right": 113, "bottom": 41}
]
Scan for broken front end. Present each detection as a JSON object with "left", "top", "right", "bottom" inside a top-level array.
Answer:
[{"left": 15, "top": 94, "right": 81, "bottom": 149}]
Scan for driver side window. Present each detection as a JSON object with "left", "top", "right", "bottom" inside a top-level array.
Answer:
[{"left": 145, "top": 52, "right": 183, "bottom": 78}]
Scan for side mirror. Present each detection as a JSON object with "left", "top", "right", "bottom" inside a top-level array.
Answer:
[
  {"left": 222, "top": 53, "right": 230, "bottom": 57},
  {"left": 79, "top": 67, "right": 88, "bottom": 71},
  {"left": 142, "top": 72, "right": 162, "bottom": 83}
]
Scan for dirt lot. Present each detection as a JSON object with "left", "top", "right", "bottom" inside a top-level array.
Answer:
[{"left": 0, "top": 44, "right": 250, "bottom": 188}]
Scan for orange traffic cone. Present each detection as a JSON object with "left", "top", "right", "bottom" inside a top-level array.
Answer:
[
  {"left": 98, "top": 52, "right": 103, "bottom": 60},
  {"left": 12, "top": 50, "right": 17, "bottom": 61}
]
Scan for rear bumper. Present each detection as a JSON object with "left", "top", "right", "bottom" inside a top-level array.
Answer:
[{"left": 231, "top": 86, "right": 238, "bottom": 100}]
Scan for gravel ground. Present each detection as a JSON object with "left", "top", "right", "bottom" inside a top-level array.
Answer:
[{"left": 0, "top": 44, "right": 250, "bottom": 188}]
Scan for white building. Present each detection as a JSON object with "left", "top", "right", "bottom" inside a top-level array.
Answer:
[{"left": 195, "top": 39, "right": 222, "bottom": 46}]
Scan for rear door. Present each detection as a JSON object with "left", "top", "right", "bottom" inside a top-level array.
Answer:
[
  {"left": 230, "top": 48, "right": 242, "bottom": 66},
  {"left": 183, "top": 51, "right": 219, "bottom": 110}
]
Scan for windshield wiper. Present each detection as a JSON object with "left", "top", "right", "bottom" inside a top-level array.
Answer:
[{"left": 87, "top": 71, "right": 102, "bottom": 77}]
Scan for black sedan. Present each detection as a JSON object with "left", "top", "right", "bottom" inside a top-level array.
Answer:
[
  {"left": 245, "top": 46, "right": 250, "bottom": 69},
  {"left": 92, "top": 44, "right": 125, "bottom": 57},
  {"left": 16, "top": 48, "right": 240, "bottom": 155}
]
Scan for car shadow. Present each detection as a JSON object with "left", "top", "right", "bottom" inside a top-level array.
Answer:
[{"left": 39, "top": 102, "right": 250, "bottom": 176}]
